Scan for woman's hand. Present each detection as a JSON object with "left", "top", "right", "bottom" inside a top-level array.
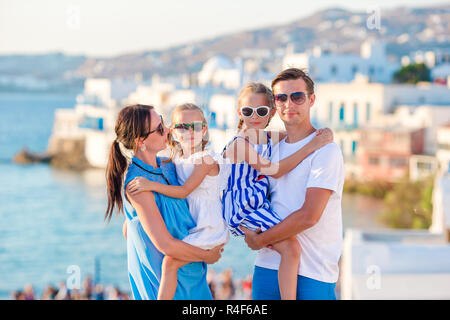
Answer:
[
  {"left": 204, "top": 244, "right": 225, "bottom": 264},
  {"left": 312, "top": 128, "right": 333, "bottom": 149},
  {"left": 127, "top": 177, "right": 155, "bottom": 196}
]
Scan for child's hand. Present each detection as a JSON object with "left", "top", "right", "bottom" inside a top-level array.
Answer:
[
  {"left": 313, "top": 128, "right": 333, "bottom": 148},
  {"left": 204, "top": 244, "right": 224, "bottom": 264},
  {"left": 127, "top": 177, "right": 155, "bottom": 196}
]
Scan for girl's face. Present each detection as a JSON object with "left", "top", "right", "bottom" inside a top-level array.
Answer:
[
  {"left": 238, "top": 93, "right": 276, "bottom": 130},
  {"left": 170, "top": 110, "right": 207, "bottom": 151}
]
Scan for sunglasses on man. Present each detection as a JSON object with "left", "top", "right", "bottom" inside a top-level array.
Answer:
[
  {"left": 240, "top": 106, "right": 271, "bottom": 118},
  {"left": 173, "top": 121, "right": 206, "bottom": 132},
  {"left": 274, "top": 92, "right": 310, "bottom": 106}
]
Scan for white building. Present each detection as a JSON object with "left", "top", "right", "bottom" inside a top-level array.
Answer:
[
  {"left": 198, "top": 55, "right": 243, "bottom": 90},
  {"left": 341, "top": 228, "right": 450, "bottom": 299},
  {"left": 283, "top": 40, "right": 400, "bottom": 83},
  {"left": 314, "top": 80, "right": 450, "bottom": 157},
  {"left": 50, "top": 78, "right": 139, "bottom": 168},
  {"left": 436, "top": 124, "right": 450, "bottom": 173},
  {"left": 312, "top": 80, "right": 450, "bottom": 180}
]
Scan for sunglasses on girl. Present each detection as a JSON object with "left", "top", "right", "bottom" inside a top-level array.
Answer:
[
  {"left": 143, "top": 115, "right": 165, "bottom": 138},
  {"left": 173, "top": 121, "right": 206, "bottom": 132},
  {"left": 274, "top": 92, "right": 310, "bottom": 106},
  {"left": 240, "top": 106, "right": 271, "bottom": 118}
]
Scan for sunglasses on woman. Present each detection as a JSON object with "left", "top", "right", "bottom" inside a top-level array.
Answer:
[
  {"left": 274, "top": 92, "right": 310, "bottom": 106},
  {"left": 240, "top": 106, "right": 271, "bottom": 118},
  {"left": 143, "top": 115, "right": 165, "bottom": 138},
  {"left": 173, "top": 121, "right": 206, "bottom": 132}
]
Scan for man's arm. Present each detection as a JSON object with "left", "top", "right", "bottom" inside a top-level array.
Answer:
[{"left": 241, "top": 187, "right": 332, "bottom": 250}]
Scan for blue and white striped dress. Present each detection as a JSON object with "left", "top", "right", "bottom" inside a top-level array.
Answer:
[{"left": 222, "top": 132, "right": 282, "bottom": 237}]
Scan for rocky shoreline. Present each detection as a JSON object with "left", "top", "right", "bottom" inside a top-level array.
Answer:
[{"left": 13, "top": 137, "right": 92, "bottom": 171}]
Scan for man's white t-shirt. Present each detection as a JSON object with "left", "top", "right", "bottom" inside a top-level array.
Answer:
[{"left": 254, "top": 132, "right": 345, "bottom": 283}]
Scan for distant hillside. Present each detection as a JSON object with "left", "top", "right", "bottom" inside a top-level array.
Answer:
[
  {"left": 1, "top": 4, "right": 449, "bottom": 86},
  {"left": 73, "top": 4, "right": 450, "bottom": 78}
]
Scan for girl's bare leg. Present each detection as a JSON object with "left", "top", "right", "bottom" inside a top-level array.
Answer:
[
  {"left": 271, "top": 236, "right": 301, "bottom": 300},
  {"left": 158, "top": 256, "right": 189, "bottom": 300}
]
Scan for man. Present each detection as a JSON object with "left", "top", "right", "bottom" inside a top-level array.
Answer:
[{"left": 241, "top": 68, "right": 345, "bottom": 300}]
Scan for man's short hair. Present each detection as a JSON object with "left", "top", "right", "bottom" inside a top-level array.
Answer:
[{"left": 271, "top": 68, "right": 315, "bottom": 94}]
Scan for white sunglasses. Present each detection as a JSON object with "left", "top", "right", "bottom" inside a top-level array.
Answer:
[{"left": 240, "top": 105, "right": 271, "bottom": 118}]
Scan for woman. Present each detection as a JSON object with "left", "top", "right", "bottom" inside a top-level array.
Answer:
[{"left": 105, "top": 104, "right": 223, "bottom": 300}]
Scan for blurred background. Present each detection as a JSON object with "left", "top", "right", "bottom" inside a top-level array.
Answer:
[{"left": 1, "top": 0, "right": 450, "bottom": 300}]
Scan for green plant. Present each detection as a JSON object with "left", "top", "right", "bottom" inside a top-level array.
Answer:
[
  {"left": 393, "top": 63, "right": 431, "bottom": 84},
  {"left": 377, "top": 176, "right": 433, "bottom": 229}
]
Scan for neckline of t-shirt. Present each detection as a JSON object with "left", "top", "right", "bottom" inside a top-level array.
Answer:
[{"left": 282, "top": 131, "right": 316, "bottom": 146}]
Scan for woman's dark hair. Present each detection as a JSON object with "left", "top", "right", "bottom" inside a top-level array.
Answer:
[{"left": 105, "top": 104, "right": 154, "bottom": 222}]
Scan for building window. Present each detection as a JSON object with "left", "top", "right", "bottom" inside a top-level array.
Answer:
[
  {"left": 339, "top": 103, "right": 345, "bottom": 122},
  {"left": 389, "top": 157, "right": 408, "bottom": 167},
  {"left": 366, "top": 102, "right": 371, "bottom": 122},
  {"left": 353, "top": 103, "right": 358, "bottom": 127},
  {"left": 331, "top": 65, "right": 338, "bottom": 75},
  {"left": 369, "top": 156, "right": 380, "bottom": 166},
  {"left": 417, "top": 162, "right": 432, "bottom": 171},
  {"left": 352, "top": 140, "right": 357, "bottom": 154},
  {"left": 209, "top": 112, "right": 217, "bottom": 128},
  {"left": 329, "top": 102, "right": 333, "bottom": 123}
]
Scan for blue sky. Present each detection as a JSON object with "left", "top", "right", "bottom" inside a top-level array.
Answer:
[{"left": 0, "top": 0, "right": 447, "bottom": 57}]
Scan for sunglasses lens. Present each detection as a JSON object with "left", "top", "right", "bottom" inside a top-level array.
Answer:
[
  {"left": 256, "top": 107, "right": 269, "bottom": 117},
  {"left": 193, "top": 122, "right": 204, "bottom": 132},
  {"left": 291, "top": 92, "right": 306, "bottom": 104},
  {"left": 276, "top": 94, "right": 287, "bottom": 102},
  {"left": 241, "top": 107, "right": 253, "bottom": 117},
  {"left": 175, "top": 124, "right": 189, "bottom": 131}
]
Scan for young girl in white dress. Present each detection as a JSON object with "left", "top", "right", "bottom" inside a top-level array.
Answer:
[{"left": 127, "top": 103, "right": 229, "bottom": 300}]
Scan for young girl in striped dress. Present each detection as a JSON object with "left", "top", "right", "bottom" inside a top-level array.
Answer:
[
  {"left": 127, "top": 103, "right": 229, "bottom": 300},
  {"left": 222, "top": 82, "right": 333, "bottom": 300}
]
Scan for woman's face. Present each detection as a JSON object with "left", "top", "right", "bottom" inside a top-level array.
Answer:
[
  {"left": 238, "top": 93, "right": 276, "bottom": 130},
  {"left": 139, "top": 110, "right": 169, "bottom": 153},
  {"left": 170, "top": 110, "right": 207, "bottom": 151}
]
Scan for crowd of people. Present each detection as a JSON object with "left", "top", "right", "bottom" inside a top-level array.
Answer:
[
  {"left": 10, "top": 270, "right": 252, "bottom": 300},
  {"left": 10, "top": 276, "right": 130, "bottom": 300}
]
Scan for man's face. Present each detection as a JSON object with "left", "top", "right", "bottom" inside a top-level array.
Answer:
[{"left": 272, "top": 78, "right": 315, "bottom": 126}]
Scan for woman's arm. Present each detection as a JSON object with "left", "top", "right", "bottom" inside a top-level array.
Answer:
[
  {"left": 127, "top": 155, "right": 218, "bottom": 198},
  {"left": 224, "top": 128, "right": 333, "bottom": 178},
  {"left": 125, "top": 186, "right": 223, "bottom": 263}
]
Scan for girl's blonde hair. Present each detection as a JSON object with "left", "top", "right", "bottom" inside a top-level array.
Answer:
[
  {"left": 168, "top": 103, "right": 210, "bottom": 159},
  {"left": 237, "top": 82, "right": 275, "bottom": 130}
]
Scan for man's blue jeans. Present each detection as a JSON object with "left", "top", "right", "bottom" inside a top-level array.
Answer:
[{"left": 252, "top": 266, "right": 337, "bottom": 300}]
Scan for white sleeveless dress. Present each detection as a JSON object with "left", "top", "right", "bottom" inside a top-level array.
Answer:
[{"left": 173, "top": 150, "right": 230, "bottom": 250}]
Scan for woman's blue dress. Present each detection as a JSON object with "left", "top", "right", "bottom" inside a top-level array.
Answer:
[{"left": 123, "top": 156, "right": 212, "bottom": 300}]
